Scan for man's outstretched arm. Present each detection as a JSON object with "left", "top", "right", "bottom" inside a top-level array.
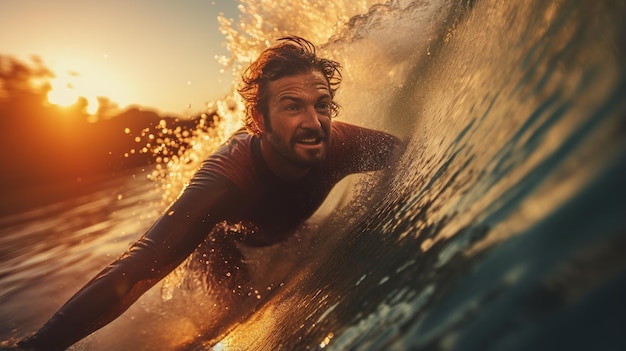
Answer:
[{"left": 17, "top": 178, "right": 238, "bottom": 351}]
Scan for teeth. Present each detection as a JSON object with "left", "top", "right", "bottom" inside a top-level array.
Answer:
[{"left": 300, "top": 138, "right": 318, "bottom": 144}]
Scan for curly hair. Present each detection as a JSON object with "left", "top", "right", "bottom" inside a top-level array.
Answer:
[{"left": 237, "top": 36, "right": 342, "bottom": 134}]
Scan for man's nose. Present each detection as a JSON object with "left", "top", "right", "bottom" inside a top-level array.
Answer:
[{"left": 301, "top": 106, "right": 322, "bottom": 129}]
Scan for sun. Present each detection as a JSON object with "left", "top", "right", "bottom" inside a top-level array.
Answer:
[
  {"left": 47, "top": 72, "right": 99, "bottom": 115},
  {"left": 47, "top": 81, "right": 79, "bottom": 106},
  {"left": 45, "top": 57, "right": 134, "bottom": 118}
]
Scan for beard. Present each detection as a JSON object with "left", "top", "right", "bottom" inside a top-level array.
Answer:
[{"left": 264, "top": 118, "right": 329, "bottom": 168}]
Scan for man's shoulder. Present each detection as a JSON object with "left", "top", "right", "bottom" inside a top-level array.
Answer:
[
  {"left": 331, "top": 120, "right": 398, "bottom": 145},
  {"left": 195, "top": 129, "right": 259, "bottom": 194},
  {"left": 330, "top": 120, "right": 358, "bottom": 133},
  {"left": 327, "top": 120, "right": 401, "bottom": 173},
  {"left": 330, "top": 120, "right": 384, "bottom": 140},
  {"left": 329, "top": 120, "right": 377, "bottom": 149},
  {"left": 218, "top": 128, "right": 255, "bottom": 158}
]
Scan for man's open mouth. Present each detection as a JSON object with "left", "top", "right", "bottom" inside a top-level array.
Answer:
[{"left": 297, "top": 137, "right": 323, "bottom": 145}]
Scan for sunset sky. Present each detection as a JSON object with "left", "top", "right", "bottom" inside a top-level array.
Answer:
[{"left": 1, "top": 0, "right": 240, "bottom": 117}]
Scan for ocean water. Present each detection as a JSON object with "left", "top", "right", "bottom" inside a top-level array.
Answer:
[{"left": 1, "top": 0, "right": 626, "bottom": 350}]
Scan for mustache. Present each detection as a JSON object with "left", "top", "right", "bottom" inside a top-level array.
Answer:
[{"left": 294, "top": 128, "right": 328, "bottom": 140}]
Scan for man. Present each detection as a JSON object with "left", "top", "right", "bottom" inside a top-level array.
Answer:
[{"left": 15, "top": 36, "right": 401, "bottom": 350}]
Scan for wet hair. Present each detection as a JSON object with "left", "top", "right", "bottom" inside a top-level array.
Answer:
[{"left": 238, "top": 36, "right": 342, "bottom": 134}]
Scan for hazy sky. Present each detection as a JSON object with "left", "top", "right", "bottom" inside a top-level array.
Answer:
[{"left": 1, "top": 0, "right": 241, "bottom": 117}]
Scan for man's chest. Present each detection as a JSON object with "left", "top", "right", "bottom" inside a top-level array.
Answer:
[{"left": 230, "top": 170, "right": 339, "bottom": 245}]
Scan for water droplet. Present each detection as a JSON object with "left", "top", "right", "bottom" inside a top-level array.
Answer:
[{"left": 320, "top": 332, "right": 334, "bottom": 348}]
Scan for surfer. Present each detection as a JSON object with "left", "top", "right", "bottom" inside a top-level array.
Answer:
[{"left": 11, "top": 36, "right": 402, "bottom": 351}]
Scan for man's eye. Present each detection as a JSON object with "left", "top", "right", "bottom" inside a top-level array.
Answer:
[
  {"left": 287, "top": 104, "right": 300, "bottom": 111},
  {"left": 316, "top": 103, "right": 331, "bottom": 113}
]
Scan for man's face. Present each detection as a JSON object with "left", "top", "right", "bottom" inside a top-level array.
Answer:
[{"left": 257, "top": 70, "right": 333, "bottom": 172}]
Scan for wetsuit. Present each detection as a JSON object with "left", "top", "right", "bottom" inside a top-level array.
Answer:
[{"left": 19, "top": 121, "right": 400, "bottom": 350}]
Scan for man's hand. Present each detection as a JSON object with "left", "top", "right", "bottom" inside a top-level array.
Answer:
[
  {"left": 0, "top": 339, "right": 14, "bottom": 349},
  {"left": 0, "top": 338, "right": 34, "bottom": 351}
]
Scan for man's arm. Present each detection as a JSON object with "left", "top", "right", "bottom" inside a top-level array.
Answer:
[
  {"left": 330, "top": 121, "right": 405, "bottom": 173},
  {"left": 17, "top": 176, "right": 238, "bottom": 351}
]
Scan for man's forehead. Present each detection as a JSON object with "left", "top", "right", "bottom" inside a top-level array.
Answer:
[{"left": 268, "top": 71, "right": 331, "bottom": 97}]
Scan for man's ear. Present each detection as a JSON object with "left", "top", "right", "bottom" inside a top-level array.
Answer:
[{"left": 252, "top": 109, "right": 266, "bottom": 133}]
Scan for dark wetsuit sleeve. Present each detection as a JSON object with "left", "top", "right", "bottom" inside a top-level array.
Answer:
[
  {"left": 330, "top": 122, "right": 404, "bottom": 173},
  {"left": 19, "top": 173, "right": 240, "bottom": 351}
]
